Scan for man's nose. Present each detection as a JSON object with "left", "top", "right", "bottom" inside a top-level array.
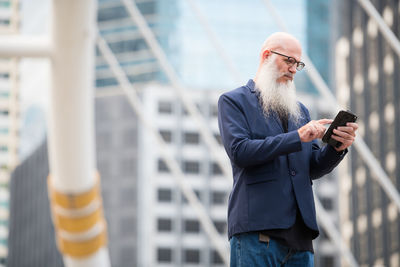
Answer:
[{"left": 288, "top": 64, "right": 297, "bottom": 74}]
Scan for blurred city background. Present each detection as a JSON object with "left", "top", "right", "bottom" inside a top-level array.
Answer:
[{"left": 0, "top": 0, "right": 398, "bottom": 266}]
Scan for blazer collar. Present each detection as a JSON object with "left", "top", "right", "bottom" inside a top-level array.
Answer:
[{"left": 246, "top": 79, "right": 257, "bottom": 93}]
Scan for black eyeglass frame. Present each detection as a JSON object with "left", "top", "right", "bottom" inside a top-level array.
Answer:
[{"left": 270, "top": 50, "right": 305, "bottom": 71}]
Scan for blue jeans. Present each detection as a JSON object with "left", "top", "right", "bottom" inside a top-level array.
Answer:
[{"left": 230, "top": 232, "right": 314, "bottom": 267}]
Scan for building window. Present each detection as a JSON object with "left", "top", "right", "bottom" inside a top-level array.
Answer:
[
  {"left": 318, "top": 229, "right": 328, "bottom": 241},
  {"left": 96, "top": 77, "right": 118, "bottom": 87},
  {"left": 119, "top": 186, "right": 135, "bottom": 204},
  {"left": 108, "top": 38, "right": 148, "bottom": 53},
  {"left": 372, "top": 183, "right": 381, "bottom": 210},
  {"left": 389, "top": 220, "right": 399, "bottom": 251},
  {"left": 211, "top": 250, "right": 223, "bottom": 264},
  {"left": 211, "top": 162, "right": 223, "bottom": 175},
  {"left": 119, "top": 216, "right": 135, "bottom": 236},
  {"left": 320, "top": 256, "right": 334, "bottom": 267},
  {"left": 158, "top": 159, "right": 169, "bottom": 173},
  {"left": 157, "top": 248, "right": 172, "bottom": 263},
  {"left": 359, "top": 232, "right": 368, "bottom": 262},
  {"left": 211, "top": 191, "right": 226, "bottom": 205},
  {"left": 182, "top": 160, "right": 200, "bottom": 174},
  {"left": 158, "top": 101, "right": 173, "bottom": 114},
  {"left": 183, "top": 249, "right": 200, "bottom": 264},
  {"left": 119, "top": 246, "right": 135, "bottom": 264},
  {"left": 182, "top": 190, "right": 201, "bottom": 204},
  {"left": 158, "top": 188, "right": 172, "bottom": 202},
  {"left": 213, "top": 220, "right": 226, "bottom": 234},
  {"left": 159, "top": 130, "right": 172, "bottom": 143},
  {"left": 320, "top": 197, "right": 333, "bottom": 211},
  {"left": 0, "top": 72, "right": 9, "bottom": 78},
  {"left": 98, "top": 5, "right": 128, "bottom": 22},
  {"left": 0, "top": 91, "right": 9, "bottom": 98},
  {"left": 98, "top": 160, "right": 111, "bottom": 177},
  {"left": 122, "top": 128, "right": 136, "bottom": 146},
  {"left": 0, "top": 19, "right": 9, "bottom": 25},
  {"left": 210, "top": 104, "right": 218, "bottom": 117},
  {"left": 97, "top": 132, "right": 112, "bottom": 148},
  {"left": 136, "top": 1, "right": 156, "bottom": 15},
  {"left": 157, "top": 218, "right": 172, "bottom": 232},
  {"left": 357, "top": 187, "right": 367, "bottom": 214},
  {"left": 214, "top": 133, "right": 222, "bottom": 145},
  {"left": 119, "top": 158, "right": 135, "bottom": 176},
  {"left": 184, "top": 219, "right": 200, "bottom": 233},
  {"left": 373, "top": 227, "right": 383, "bottom": 258},
  {"left": 184, "top": 132, "right": 200, "bottom": 145}
]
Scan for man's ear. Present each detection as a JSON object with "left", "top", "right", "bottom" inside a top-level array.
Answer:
[{"left": 262, "top": 49, "right": 271, "bottom": 60}]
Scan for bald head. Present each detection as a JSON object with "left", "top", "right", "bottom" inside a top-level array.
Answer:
[
  {"left": 260, "top": 32, "right": 302, "bottom": 56},
  {"left": 255, "top": 32, "right": 303, "bottom": 84}
]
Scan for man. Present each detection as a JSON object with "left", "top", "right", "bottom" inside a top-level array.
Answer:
[{"left": 217, "top": 32, "right": 358, "bottom": 266}]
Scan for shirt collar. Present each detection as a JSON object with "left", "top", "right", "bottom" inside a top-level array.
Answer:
[{"left": 246, "top": 79, "right": 257, "bottom": 93}]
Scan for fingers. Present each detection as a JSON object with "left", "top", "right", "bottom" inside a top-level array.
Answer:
[
  {"left": 331, "top": 122, "right": 359, "bottom": 151},
  {"left": 334, "top": 127, "right": 356, "bottom": 137},
  {"left": 331, "top": 134, "right": 353, "bottom": 149},
  {"left": 332, "top": 129, "right": 355, "bottom": 142},
  {"left": 346, "top": 122, "right": 358, "bottom": 130},
  {"left": 298, "top": 120, "right": 327, "bottom": 142},
  {"left": 317, "top": 119, "right": 333, "bottom": 125}
]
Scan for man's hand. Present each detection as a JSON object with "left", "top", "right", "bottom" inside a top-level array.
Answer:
[
  {"left": 331, "top": 122, "right": 358, "bottom": 152},
  {"left": 298, "top": 119, "right": 333, "bottom": 142}
]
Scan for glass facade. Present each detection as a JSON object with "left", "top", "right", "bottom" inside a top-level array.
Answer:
[{"left": 176, "top": 0, "right": 308, "bottom": 91}]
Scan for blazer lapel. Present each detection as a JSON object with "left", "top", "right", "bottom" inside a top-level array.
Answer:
[
  {"left": 271, "top": 112, "right": 284, "bottom": 132},
  {"left": 288, "top": 116, "right": 296, "bottom": 132}
]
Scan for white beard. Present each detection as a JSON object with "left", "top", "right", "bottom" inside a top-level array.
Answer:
[{"left": 254, "top": 57, "right": 301, "bottom": 124}]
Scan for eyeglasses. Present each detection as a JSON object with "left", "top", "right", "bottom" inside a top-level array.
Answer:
[{"left": 270, "top": 50, "right": 305, "bottom": 71}]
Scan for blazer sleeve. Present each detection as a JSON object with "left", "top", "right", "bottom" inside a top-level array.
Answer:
[{"left": 217, "top": 94, "right": 302, "bottom": 168}]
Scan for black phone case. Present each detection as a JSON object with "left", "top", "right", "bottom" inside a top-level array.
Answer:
[{"left": 322, "top": 110, "right": 358, "bottom": 148}]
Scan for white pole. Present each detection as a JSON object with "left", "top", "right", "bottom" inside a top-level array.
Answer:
[
  {"left": 0, "top": 35, "right": 51, "bottom": 57},
  {"left": 48, "top": 1, "right": 110, "bottom": 266}
]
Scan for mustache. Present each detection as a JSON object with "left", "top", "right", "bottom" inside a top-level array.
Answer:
[{"left": 283, "top": 73, "right": 293, "bottom": 79}]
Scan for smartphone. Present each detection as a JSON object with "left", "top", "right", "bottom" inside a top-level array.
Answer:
[{"left": 322, "top": 110, "right": 358, "bottom": 148}]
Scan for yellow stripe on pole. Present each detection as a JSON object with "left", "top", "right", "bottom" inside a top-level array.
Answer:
[
  {"left": 48, "top": 172, "right": 108, "bottom": 259},
  {"left": 56, "top": 223, "right": 108, "bottom": 258},
  {"left": 48, "top": 173, "right": 100, "bottom": 209},
  {"left": 53, "top": 207, "right": 103, "bottom": 233}
]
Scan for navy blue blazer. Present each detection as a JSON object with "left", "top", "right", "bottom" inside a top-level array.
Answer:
[{"left": 218, "top": 80, "right": 346, "bottom": 239}]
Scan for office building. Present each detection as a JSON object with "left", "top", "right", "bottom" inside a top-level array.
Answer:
[
  {"left": 137, "top": 84, "right": 228, "bottom": 266},
  {"left": 7, "top": 142, "right": 63, "bottom": 267},
  {"left": 334, "top": 0, "right": 400, "bottom": 266},
  {"left": 0, "top": 0, "right": 20, "bottom": 264}
]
